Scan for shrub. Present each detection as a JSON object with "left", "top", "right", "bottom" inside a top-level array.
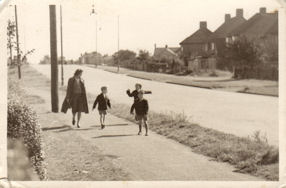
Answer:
[{"left": 7, "top": 98, "right": 46, "bottom": 180}]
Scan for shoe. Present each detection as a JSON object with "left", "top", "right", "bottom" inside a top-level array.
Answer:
[
  {"left": 101, "top": 124, "right": 105, "bottom": 129},
  {"left": 72, "top": 119, "right": 75, "bottom": 125},
  {"left": 145, "top": 133, "right": 148, "bottom": 136},
  {"left": 77, "top": 124, "right": 80, "bottom": 128},
  {"left": 138, "top": 131, "right": 142, "bottom": 135}
]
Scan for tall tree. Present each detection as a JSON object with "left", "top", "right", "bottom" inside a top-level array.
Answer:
[
  {"left": 7, "top": 19, "right": 16, "bottom": 66},
  {"left": 137, "top": 50, "right": 150, "bottom": 62},
  {"left": 222, "top": 36, "right": 261, "bottom": 78},
  {"left": 113, "top": 50, "right": 136, "bottom": 62}
]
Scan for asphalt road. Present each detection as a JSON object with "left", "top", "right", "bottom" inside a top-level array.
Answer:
[{"left": 32, "top": 64, "right": 278, "bottom": 145}]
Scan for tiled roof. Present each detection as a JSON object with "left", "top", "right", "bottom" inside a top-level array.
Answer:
[
  {"left": 211, "top": 16, "right": 246, "bottom": 39},
  {"left": 231, "top": 12, "right": 278, "bottom": 39},
  {"left": 180, "top": 28, "right": 213, "bottom": 44}
]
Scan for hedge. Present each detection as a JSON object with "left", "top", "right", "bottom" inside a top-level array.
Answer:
[{"left": 7, "top": 98, "right": 47, "bottom": 180}]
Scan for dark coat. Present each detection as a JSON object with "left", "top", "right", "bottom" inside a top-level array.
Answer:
[
  {"left": 61, "top": 77, "right": 89, "bottom": 113},
  {"left": 126, "top": 90, "right": 152, "bottom": 102},
  {"left": 131, "top": 99, "right": 149, "bottom": 115},
  {"left": 93, "top": 93, "right": 111, "bottom": 111}
]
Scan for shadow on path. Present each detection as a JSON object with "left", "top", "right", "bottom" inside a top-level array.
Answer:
[
  {"left": 92, "top": 134, "right": 135, "bottom": 139},
  {"left": 42, "top": 125, "right": 71, "bottom": 131},
  {"left": 90, "top": 123, "right": 129, "bottom": 128}
]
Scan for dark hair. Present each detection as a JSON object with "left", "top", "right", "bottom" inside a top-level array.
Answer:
[
  {"left": 135, "top": 83, "right": 142, "bottom": 89},
  {"left": 101, "top": 86, "right": 107, "bottom": 91},
  {"left": 74, "top": 69, "right": 83, "bottom": 76}
]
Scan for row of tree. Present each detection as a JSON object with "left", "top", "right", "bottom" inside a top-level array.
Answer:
[
  {"left": 112, "top": 49, "right": 150, "bottom": 63},
  {"left": 7, "top": 19, "right": 35, "bottom": 66}
]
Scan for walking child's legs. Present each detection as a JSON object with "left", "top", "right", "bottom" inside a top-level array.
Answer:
[
  {"left": 138, "top": 119, "right": 142, "bottom": 135},
  {"left": 102, "top": 114, "right": 106, "bottom": 125},
  {"left": 144, "top": 120, "right": 148, "bottom": 136},
  {"left": 100, "top": 114, "right": 103, "bottom": 125}
]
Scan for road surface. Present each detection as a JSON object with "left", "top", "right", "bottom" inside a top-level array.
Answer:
[{"left": 32, "top": 64, "right": 278, "bottom": 145}]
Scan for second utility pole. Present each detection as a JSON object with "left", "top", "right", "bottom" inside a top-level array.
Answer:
[
  {"left": 117, "top": 15, "right": 120, "bottom": 73},
  {"left": 15, "top": 5, "right": 21, "bottom": 79},
  {"left": 60, "top": 5, "right": 64, "bottom": 86}
]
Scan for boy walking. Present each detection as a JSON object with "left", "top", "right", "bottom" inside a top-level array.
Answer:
[
  {"left": 127, "top": 83, "right": 151, "bottom": 117},
  {"left": 92, "top": 86, "right": 111, "bottom": 129},
  {"left": 130, "top": 91, "right": 149, "bottom": 136}
]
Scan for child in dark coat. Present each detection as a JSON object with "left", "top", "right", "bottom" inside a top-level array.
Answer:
[
  {"left": 127, "top": 83, "right": 151, "bottom": 116},
  {"left": 130, "top": 91, "right": 149, "bottom": 136},
  {"left": 92, "top": 86, "right": 111, "bottom": 129}
]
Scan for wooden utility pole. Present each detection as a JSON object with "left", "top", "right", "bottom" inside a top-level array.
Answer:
[
  {"left": 49, "top": 5, "right": 59, "bottom": 113},
  {"left": 117, "top": 15, "right": 120, "bottom": 73},
  {"left": 60, "top": 5, "right": 64, "bottom": 86},
  {"left": 15, "top": 5, "right": 21, "bottom": 79}
]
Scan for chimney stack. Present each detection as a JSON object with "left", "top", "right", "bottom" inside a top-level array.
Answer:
[
  {"left": 200, "top": 21, "right": 207, "bottom": 29},
  {"left": 236, "top": 8, "right": 243, "bottom": 17},
  {"left": 154, "top": 43, "right": 157, "bottom": 49},
  {"left": 225, "top": 14, "right": 231, "bottom": 22},
  {"left": 260, "top": 7, "right": 266, "bottom": 14},
  {"left": 165, "top": 44, "right": 168, "bottom": 48}
]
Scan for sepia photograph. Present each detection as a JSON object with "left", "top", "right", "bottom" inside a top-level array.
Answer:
[{"left": 0, "top": 0, "right": 285, "bottom": 187}]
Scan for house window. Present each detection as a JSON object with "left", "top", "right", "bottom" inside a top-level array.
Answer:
[
  {"left": 204, "top": 44, "right": 208, "bottom": 51},
  {"left": 225, "top": 37, "right": 230, "bottom": 43},
  {"left": 211, "top": 42, "right": 215, "bottom": 50},
  {"left": 232, "top": 36, "right": 238, "bottom": 41}
]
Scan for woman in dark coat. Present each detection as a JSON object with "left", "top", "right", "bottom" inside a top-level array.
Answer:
[{"left": 61, "top": 69, "right": 89, "bottom": 128}]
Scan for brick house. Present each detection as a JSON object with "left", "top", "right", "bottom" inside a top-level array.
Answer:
[
  {"left": 151, "top": 45, "right": 183, "bottom": 72},
  {"left": 230, "top": 7, "right": 278, "bottom": 64},
  {"left": 153, "top": 45, "right": 181, "bottom": 62},
  {"left": 207, "top": 9, "right": 246, "bottom": 57},
  {"left": 180, "top": 22, "right": 217, "bottom": 73},
  {"left": 79, "top": 52, "right": 103, "bottom": 65},
  {"left": 180, "top": 21, "right": 213, "bottom": 61}
]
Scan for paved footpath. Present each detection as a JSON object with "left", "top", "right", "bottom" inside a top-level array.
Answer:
[{"left": 22, "top": 69, "right": 262, "bottom": 181}]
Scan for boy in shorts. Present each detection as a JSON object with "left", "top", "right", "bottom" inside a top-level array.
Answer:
[
  {"left": 127, "top": 83, "right": 151, "bottom": 118},
  {"left": 130, "top": 91, "right": 149, "bottom": 136},
  {"left": 92, "top": 86, "right": 111, "bottom": 129}
]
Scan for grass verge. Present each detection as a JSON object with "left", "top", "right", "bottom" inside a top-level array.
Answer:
[{"left": 108, "top": 103, "right": 278, "bottom": 181}]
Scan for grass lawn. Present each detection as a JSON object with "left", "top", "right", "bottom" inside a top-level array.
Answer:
[{"left": 93, "top": 65, "right": 278, "bottom": 97}]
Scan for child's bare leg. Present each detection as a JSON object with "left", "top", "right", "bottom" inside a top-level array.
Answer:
[
  {"left": 102, "top": 114, "right": 106, "bottom": 125},
  {"left": 138, "top": 120, "right": 142, "bottom": 135},
  {"left": 100, "top": 114, "right": 103, "bottom": 125},
  {"left": 144, "top": 120, "right": 149, "bottom": 136}
]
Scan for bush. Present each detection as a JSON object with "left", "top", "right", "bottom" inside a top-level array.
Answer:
[{"left": 7, "top": 98, "right": 46, "bottom": 180}]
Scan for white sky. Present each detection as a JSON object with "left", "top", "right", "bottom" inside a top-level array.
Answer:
[{"left": 1, "top": 0, "right": 282, "bottom": 63}]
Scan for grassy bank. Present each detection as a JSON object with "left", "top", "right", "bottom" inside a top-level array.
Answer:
[{"left": 108, "top": 103, "right": 278, "bottom": 180}]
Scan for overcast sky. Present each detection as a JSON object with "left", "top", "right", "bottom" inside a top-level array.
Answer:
[{"left": 1, "top": 0, "right": 282, "bottom": 63}]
